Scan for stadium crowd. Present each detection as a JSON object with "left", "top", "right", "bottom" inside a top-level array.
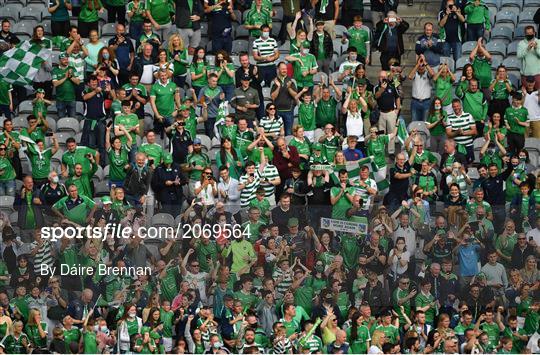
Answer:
[{"left": 0, "top": 0, "right": 538, "bottom": 353}]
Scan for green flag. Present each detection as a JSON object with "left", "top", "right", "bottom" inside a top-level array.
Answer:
[
  {"left": 0, "top": 40, "right": 52, "bottom": 88},
  {"left": 396, "top": 117, "right": 409, "bottom": 145}
]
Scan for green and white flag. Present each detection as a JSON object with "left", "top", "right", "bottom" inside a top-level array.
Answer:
[
  {"left": 0, "top": 40, "right": 52, "bottom": 88},
  {"left": 330, "top": 156, "right": 389, "bottom": 190},
  {"left": 396, "top": 117, "right": 409, "bottom": 145}
]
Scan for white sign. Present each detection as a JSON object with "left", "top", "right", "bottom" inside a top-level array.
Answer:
[{"left": 320, "top": 218, "right": 367, "bottom": 234}]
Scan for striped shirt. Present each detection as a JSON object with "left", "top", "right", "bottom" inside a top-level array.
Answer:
[
  {"left": 446, "top": 173, "right": 468, "bottom": 196},
  {"left": 272, "top": 268, "right": 293, "bottom": 295},
  {"left": 239, "top": 173, "right": 261, "bottom": 207},
  {"left": 273, "top": 337, "right": 293, "bottom": 354},
  {"left": 301, "top": 334, "right": 323, "bottom": 353},
  {"left": 253, "top": 37, "right": 278, "bottom": 66},
  {"left": 31, "top": 241, "right": 55, "bottom": 274},
  {"left": 258, "top": 116, "right": 283, "bottom": 136},
  {"left": 68, "top": 52, "right": 86, "bottom": 81},
  {"left": 258, "top": 164, "right": 280, "bottom": 197},
  {"left": 446, "top": 112, "right": 475, "bottom": 147},
  {"left": 237, "top": 341, "right": 265, "bottom": 354}
]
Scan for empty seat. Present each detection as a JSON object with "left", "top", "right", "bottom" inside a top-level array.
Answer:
[
  {"left": 231, "top": 39, "right": 248, "bottom": 55},
  {"left": 507, "top": 40, "right": 519, "bottom": 55},
  {"left": 151, "top": 213, "right": 175, "bottom": 227},
  {"left": 13, "top": 20, "right": 39, "bottom": 36},
  {"left": 525, "top": 138, "right": 540, "bottom": 152},
  {"left": 20, "top": 5, "right": 46, "bottom": 21},
  {"left": 197, "top": 134, "right": 212, "bottom": 152},
  {"left": 500, "top": 0, "right": 522, "bottom": 11},
  {"left": 2, "top": 4, "right": 23, "bottom": 22},
  {"left": 490, "top": 56, "right": 502, "bottom": 69},
  {"left": 485, "top": 40, "right": 507, "bottom": 56},
  {"left": 94, "top": 181, "right": 110, "bottom": 197},
  {"left": 455, "top": 56, "right": 469, "bottom": 70},
  {"left": 235, "top": 26, "right": 249, "bottom": 39},
  {"left": 0, "top": 196, "right": 15, "bottom": 214},
  {"left": 334, "top": 25, "right": 347, "bottom": 38},
  {"left": 495, "top": 10, "right": 518, "bottom": 26},
  {"left": 490, "top": 26, "right": 513, "bottom": 43},
  {"left": 272, "top": 6, "right": 283, "bottom": 21},
  {"left": 440, "top": 57, "right": 455, "bottom": 72},
  {"left": 519, "top": 9, "right": 536, "bottom": 24},
  {"left": 101, "top": 23, "right": 116, "bottom": 37},
  {"left": 502, "top": 56, "right": 521, "bottom": 70},
  {"left": 12, "top": 116, "right": 27, "bottom": 130},
  {"left": 461, "top": 41, "right": 477, "bottom": 55}
]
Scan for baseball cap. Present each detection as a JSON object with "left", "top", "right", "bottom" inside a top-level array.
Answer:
[
  {"left": 36, "top": 88, "right": 45, "bottom": 94},
  {"left": 312, "top": 142, "right": 322, "bottom": 150},
  {"left": 287, "top": 217, "right": 299, "bottom": 227},
  {"left": 101, "top": 196, "right": 112, "bottom": 205},
  {"left": 59, "top": 52, "right": 68, "bottom": 59},
  {"left": 315, "top": 19, "right": 325, "bottom": 25},
  {"left": 357, "top": 78, "right": 367, "bottom": 85},
  {"left": 179, "top": 104, "right": 188, "bottom": 111},
  {"left": 240, "top": 73, "right": 251, "bottom": 81},
  {"left": 193, "top": 137, "right": 202, "bottom": 145},
  {"left": 525, "top": 75, "right": 535, "bottom": 83}
]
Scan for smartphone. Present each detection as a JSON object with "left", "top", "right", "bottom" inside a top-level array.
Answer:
[
  {"left": 107, "top": 121, "right": 113, "bottom": 128},
  {"left": 45, "top": 132, "right": 53, "bottom": 137}
]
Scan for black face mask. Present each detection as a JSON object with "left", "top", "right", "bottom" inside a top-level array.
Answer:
[{"left": 526, "top": 34, "right": 535, "bottom": 41}]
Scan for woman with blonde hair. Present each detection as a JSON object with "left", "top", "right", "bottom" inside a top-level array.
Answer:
[
  {"left": 25, "top": 309, "right": 48, "bottom": 350},
  {"left": 287, "top": 13, "right": 314, "bottom": 55},
  {"left": 333, "top": 151, "right": 347, "bottom": 171},
  {"left": 167, "top": 33, "right": 189, "bottom": 89},
  {"left": 368, "top": 330, "right": 386, "bottom": 353},
  {"left": 0, "top": 305, "right": 12, "bottom": 338}
]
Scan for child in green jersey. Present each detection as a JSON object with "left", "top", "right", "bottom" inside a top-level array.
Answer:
[
  {"left": 296, "top": 89, "right": 317, "bottom": 142},
  {"left": 32, "top": 89, "right": 53, "bottom": 120}
]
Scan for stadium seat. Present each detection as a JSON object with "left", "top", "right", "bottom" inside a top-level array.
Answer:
[
  {"left": 334, "top": 25, "right": 347, "bottom": 38},
  {"left": 518, "top": 9, "right": 536, "bottom": 25},
  {"left": 332, "top": 39, "right": 346, "bottom": 56},
  {"left": 13, "top": 20, "right": 39, "bottom": 36},
  {"left": 94, "top": 181, "right": 110, "bottom": 197},
  {"left": 461, "top": 41, "right": 477, "bottom": 55},
  {"left": 407, "top": 121, "right": 430, "bottom": 145},
  {"left": 20, "top": 5, "right": 46, "bottom": 21},
  {"left": 12, "top": 116, "right": 27, "bottom": 130},
  {"left": 197, "top": 134, "right": 212, "bottom": 152},
  {"left": 490, "top": 56, "right": 503, "bottom": 69},
  {"left": 0, "top": 196, "right": 15, "bottom": 215},
  {"left": 455, "top": 57, "right": 469, "bottom": 70},
  {"left": 507, "top": 72, "right": 520, "bottom": 88},
  {"left": 524, "top": 138, "right": 540, "bottom": 153},
  {"left": 2, "top": 4, "right": 23, "bottom": 22},
  {"left": 92, "top": 165, "right": 104, "bottom": 185},
  {"left": 151, "top": 212, "right": 175, "bottom": 228},
  {"left": 313, "top": 128, "right": 324, "bottom": 142},
  {"left": 502, "top": 56, "right": 521, "bottom": 70},
  {"left": 483, "top": 0, "right": 499, "bottom": 11},
  {"left": 514, "top": 24, "right": 537, "bottom": 41},
  {"left": 56, "top": 117, "right": 80, "bottom": 136},
  {"left": 9, "top": 211, "right": 18, "bottom": 225},
  {"left": 495, "top": 10, "right": 518, "bottom": 26},
  {"left": 490, "top": 26, "right": 513, "bottom": 43},
  {"left": 199, "top": 22, "right": 208, "bottom": 37},
  {"left": 440, "top": 57, "right": 455, "bottom": 72},
  {"left": 51, "top": 149, "right": 63, "bottom": 165},
  {"left": 500, "top": 0, "right": 522, "bottom": 11},
  {"left": 272, "top": 6, "right": 283, "bottom": 21},
  {"left": 485, "top": 40, "right": 507, "bottom": 56},
  {"left": 507, "top": 40, "right": 519, "bottom": 55},
  {"left": 231, "top": 40, "right": 248, "bottom": 55},
  {"left": 235, "top": 26, "right": 249, "bottom": 39},
  {"left": 313, "top": 72, "right": 328, "bottom": 86},
  {"left": 103, "top": 165, "right": 110, "bottom": 180},
  {"left": 41, "top": 21, "right": 53, "bottom": 36},
  {"left": 101, "top": 23, "right": 116, "bottom": 37},
  {"left": 54, "top": 132, "right": 71, "bottom": 147},
  {"left": 272, "top": 22, "right": 282, "bottom": 38}
]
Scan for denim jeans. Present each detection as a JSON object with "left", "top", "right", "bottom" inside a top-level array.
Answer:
[
  {"left": 278, "top": 109, "right": 294, "bottom": 136},
  {"left": 56, "top": 101, "right": 76, "bottom": 118},
  {"left": 411, "top": 98, "right": 431, "bottom": 122},
  {"left": 443, "top": 41, "right": 462, "bottom": 62},
  {"left": 0, "top": 180, "right": 15, "bottom": 197},
  {"left": 467, "top": 24, "right": 484, "bottom": 41},
  {"left": 130, "top": 22, "right": 144, "bottom": 48},
  {"left": 219, "top": 84, "right": 235, "bottom": 102},
  {"left": 80, "top": 118, "right": 106, "bottom": 164}
]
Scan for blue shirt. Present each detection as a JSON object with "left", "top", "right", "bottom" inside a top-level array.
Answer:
[
  {"left": 458, "top": 243, "right": 481, "bottom": 276},
  {"left": 343, "top": 148, "right": 364, "bottom": 162}
]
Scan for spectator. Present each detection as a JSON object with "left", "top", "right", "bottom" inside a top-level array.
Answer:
[
  {"left": 464, "top": 0, "right": 490, "bottom": 41},
  {"left": 252, "top": 25, "right": 280, "bottom": 87},
  {"left": 146, "top": 0, "right": 173, "bottom": 40},
  {"left": 270, "top": 62, "right": 298, "bottom": 135},
  {"left": 408, "top": 55, "right": 435, "bottom": 122},
  {"left": 457, "top": 78, "right": 488, "bottom": 135},
  {"left": 373, "top": 11, "right": 409, "bottom": 70},
  {"left": 312, "top": 20, "right": 334, "bottom": 74},
  {"left": 522, "top": 75, "right": 540, "bottom": 138},
  {"left": 312, "top": 0, "right": 339, "bottom": 39},
  {"left": 374, "top": 70, "right": 401, "bottom": 155},
  {"left": 342, "top": 16, "right": 370, "bottom": 65},
  {"left": 123, "top": 152, "right": 153, "bottom": 208},
  {"left": 204, "top": 0, "right": 236, "bottom": 53},
  {"left": 150, "top": 70, "right": 181, "bottom": 138},
  {"left": 438, "top": 0, "right": 465, "bottom": 62},
  {"left": 175, "top": 0, "right": 203, "bottom": 55},
  {"left": 415, "top": 22, "right": 444, "bottom": 68},
  {"left": 0, "top": 19, "right": 20, "bottom": 53},
  {"left": 127, "top": 0, "right": 147, "bottom": 44},
  {"left": 232, "top": 74, "right": 260, "bottom": 124}
]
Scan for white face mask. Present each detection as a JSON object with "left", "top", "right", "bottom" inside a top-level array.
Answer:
[
  {"left": 302, "top": 48, "right": 310, "bottom": 55},
  {"left": 129, "top": 312, "right": 136, "bottom": 318},
  {"left": 434, "top": 105, "right": 441, "bottom": 110},
  {"left": 51, "top": 176, "right": 59, "bottom": 183},
  {"left": 261, "top": 31, "right": 269, "bottom": 39}
]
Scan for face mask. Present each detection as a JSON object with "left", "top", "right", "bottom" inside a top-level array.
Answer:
[
  {"left": 519, "top": 157, "right": 526, "bottom": 162},
  {"left": 129, "top": 312, "right": 136, "bottom": 318},
  {"left": 302, "top": 48, "right": 310, "bottom": 55},
  {"left": 511, "top": 163, "right": 519, "bottom": 168},
  {"left": 525, "top": 34, "right": 535, "bottom": 41},
  {"left": 103, "top": 53, "right": 110, "bottom": 60},
  {"left": 452, "top": 169, "right": 459, "bottom": 175},
  {"left": 197, "top": 53, "right": 205, "bottom": 59},
  {"left": 100, "top": 326, "right": 108, "bottom": 333},
  {"left": 261, "top": 31, "right": 269, "bottom": 39},
  {"left": 434, "top": 105, "right": 441, "bottom": 110},
  {"left": 94, "top": 325, "right": 99, "bottom": 332},
  {"left": 349, "top": 54, "right": 357, "bottom": 61},
  {"left": 51, "top": 176, "right": 59, "bottom": 183},
  {"left": 315, "top": 265, "right": 324, "bottom": 273}
]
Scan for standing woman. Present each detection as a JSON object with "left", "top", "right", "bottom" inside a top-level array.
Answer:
[
  {"left": 488, "top": 65, "right": 513, "bottom": 121},
  {"left": 127, "top": 0, "right": 146, "bottom": 44},
  {"left": 426, "top": 97, "right": 447, "bottom": 155},
  {"left": 433, "top": 63, "right": 455, "bottom": 114},
  {"left": 31, "top": 26, "right": 54, "bottom": 100},
  {"left": 96, "top": 47, "right": 120, "bottom": 88},
  {"left": 117, "top": 304, "right": 143, "bottom": 353},
  {"left": 167, "top": 34, "right": 189, "bottom": 90},
  {"left": 190, "top": 47, "right": 208, "bottom": 97},
  {"left": 288, "top": 12, "right": 313, "bottom": 55},
  {"left": 78, "top": 0, "right": 104, "bottom": 38},
  {"left": 84, "top": 30, "right": 105, "bottom": 77},
  {"left": 25, "top": 309, "right": 48, "bottom": 351},
  {"left": 0, "top": 306, "right": 12, "bottom": 339},
  {"left": 214, "top": 50, "right": 236, "bottom": 101},
  {"left": 342, "top": 91, "right": 368, "bottom": 149},
  {"left": 289, "top": 125, "right": 311, "bottom": 171},
  {"left": 215, "top": 137, "right": 243, "bottom": 180},
  {"left": 48, "top": 0, "right": 73, "bottom": 37}
]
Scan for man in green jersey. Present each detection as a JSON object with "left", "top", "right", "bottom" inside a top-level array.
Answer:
[
  {"left": 123, "top": 73, "right": 148, "bottom": 136},
  {"left": 244, "top": 0, "right": 272, "bottom": 38},
  {"left": 65, "top": 162, "right": 97, "bottom": 199},
  {"left": 52, "top": 52, "right": 80, "bottom": 118},
  {"left": 52, "top": 184, "right": 97, "bottom": 225},
  {"left": 505, "top": 92, "right": 529, "bottom": 155},
  {"left": 150, "top": 70, "right": 181, "bottom": 137},
  {"left": 114, "top": 100, "right": 141, "bottom": 161},
  {"left": 314, "top": 79, "right": 342, "bottom": 128},
  {"left": 330, "top": 169, "right": 355, "bottom": 220},
  {"left": 286, "top": 44, "right": 318, "bottom": 90},
  {"left": 343, "top": 16, "right": 371, "bottom": 64},
  {"left": 392, "top": 276, "right": 417, "bottom": 326},
  {"left": 25, "top": 136, "right": 59, "bottom": 187},
  {"left": 457, "top": 78, "right": 487, "bottom": 134},
  {"left": 146, "top": 0, "right": 174, "bottom": 40},
  {"left": 0, "top": 78, "right": 13, "bottom": 120},
  {"left": 62, "top": 315, "right": 82, "bottom": 353},
  {"left": 61, "top": 138, "right": 100, "bottom": 178},
  {"left": 138, "top": 130, "right": 164, "bottom": 165}
]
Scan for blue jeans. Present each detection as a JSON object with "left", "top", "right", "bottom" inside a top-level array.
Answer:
[
  {"left": 212, "top": 33, "right": 233, "bottom": 54},
  {"left": 81, "top": 118, "right": 106, "bottom": 164},
  {"left": 443, "top": 41, "right": 462, "bottom": 63},
  {"left": 219, "top": 84, "right": 235, "bottom": 102},
  {"left": 467, "top": 24, "right": 484, "bottom": 41},
  {"left": 0, "top": 105, "right": 11, "bottom": 119},
  {"left": 56, "top": 100, "right": 76, "bottom": 118},
  {"left": 278, "top": 109, "right": 294, "bottom": 136},
  {"left": 128, "top": 143, "right": 138, "bottom": 163},
  {"left": 0, "top": 180, "right": 15, "bottom": 197},
  {"left": 130, "top": 22, "right": 143, "bottom": 47},
  {"left": 411, "top": 98, "right": 431, "bottom": 122}
]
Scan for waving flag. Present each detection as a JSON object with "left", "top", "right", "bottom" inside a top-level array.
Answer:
[
  {"left": 0, "top": 40, "right": 52, "bottom": 88},
  {"left": 396, "top": 116, "right": 409, "bottom": 145}
]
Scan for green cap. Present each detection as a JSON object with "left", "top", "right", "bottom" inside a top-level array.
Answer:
[
  {"left": 36, "top": 88, "right": 45, "bottom": 94},
  {"left": 163, "top": 153, "right": 173, "bottom": 164},
  {"left": 287, "top": 217, "right": 299, "bottom": 228},
  {"left": 312, "top": 142, "right": 322, "bottom": 150},
  {"left": 59, "top": 52, "right": 68, "bottom": 59},
  {"left": 179, "top": 104, "right": 188, "bottom": 111},
  {"left": 101, "top": 196, "right": 112, "bottom": 204},
  {"left": 141, "top": 326, "right": 151, "bottom": 334},
  {"left": 357, "top": 78, "right": 367, "bottom": 85}
]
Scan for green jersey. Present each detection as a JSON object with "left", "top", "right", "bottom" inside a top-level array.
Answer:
[
  {"left": 190, "top": 61, "right": 207, "bottom": 87},
  {"left": 505, "top": 106, "right": 528, "bottom": 135},
  {"left": 472, "top": 56, "right": 492, "bottom": 88},
  {"left": 375, "top": 324, "right": 399, "bottom": 344},
  {"left": 33, "top": 100, "right": 48, "bottom": 119},
  {"left": 330, "top": 186, "right": 355, "bottom": 220},
  {"left": 53, "top": 195, "right": 96, "bottom": 225},
  {"left": 236, "top": 130, "right": 255, "bottom": 158},
  {"left": 426, "top": 111, "right": 447, "bottom": 136},
  {"left": 160, "top": 309, "right": 174, "bottom": 337},
  {"left": 83, "top": 330, "right": 98, "bottom": 354},
  {"left": 79, "top": 0, "right": 103, "bottom": 22},
  {"left": 146, "top": 0, "right": 172, "bottom": 25},
  {"left": 234, "top": 290, "right": 259, "bottom": 310},
  {"left": 114, "top": 113, "right": 139, "bottom": 145},
  {"left": 415, "top": 292, "right": 436, "bottom": 323},
  {"left": 62, "top": 146, "right": 97, "bottom": 176},
  {"left": 480, "top": 322, "right": 501, "bottom": 348},
  {"left": 321, "top": 135, "right": 340, "bottom": 162},
  {"left": 52, "top": 66, "right": 76, "bottom": 102},
  {"left": 107, "top": 146, "right": 131, "bottom": 182},
  {"left": 366, "top": 135, "right": 389, "bottom": 168},
  {"left": 316, "top": 97, "right": 338, "bottom": 127},
  {"left": 435, "top": 75, "right": 453, "bottom": 106},
  {"left": 168, "top": 48, "right": 189, "bottom": 76},
  {"left": 0, "top": 82, "right": 12, "bottom": 106},
  {"left": 392, "top": 288, "right": 410, "bottom": 325},
  {"left": 0, "top": 334, "right": 30, "bottom": 354},
  {"left": 0, "top": 157, "right": 15, "bottom": 181},
  {"left": 490, "top": 79, "right": 512, "bottom": 100},
  {"left": 346, "top": 26, "right": 370, "bottom": 58},
  {"left": 298, "top": 101, "right": 316, "bottom": 131},
  {"left": 347, "top": 324, "right": 371, "bottom": 354},
  {"left": 291, "top": 53, "right": 318, "bottom": 88},
  {"left": 244, "top": 8, "right": 271, "bottom": 37},
  {"left": 186, "top": 152, "right": 211, "bottom": 180},
  {"left": 26, "top": 147, "right": 53, "bottom": 180},
  {"left": 127, "top": 1, "right": 146, "bottom": 22},
  {"left": 63, "top": 327, "right": 81, "bottom": 352},
  {"left": 160, "top": 266, "right": 180, "bottom": 302},
  {"left": 25, "top": 323, "right": 47, "bottom": 348},
  {"left": 138, "top": 143, "right": 164, "bottom": 165},
  {"left": 150, "top": 80, "right": 178, "bottom": 117}
]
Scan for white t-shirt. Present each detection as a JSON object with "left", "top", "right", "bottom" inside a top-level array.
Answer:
[
  {"left": 388, "top": 249, "right": 410, "bottom": 275},
  {"left": 194, "top": 181, "right": 217, "bottom": 206},
  {"left": 524, "top": 90, "right": 540, "bottom": 121},
  {"left": 346, "top": 110, "right": 364, "bottom": 141}
]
